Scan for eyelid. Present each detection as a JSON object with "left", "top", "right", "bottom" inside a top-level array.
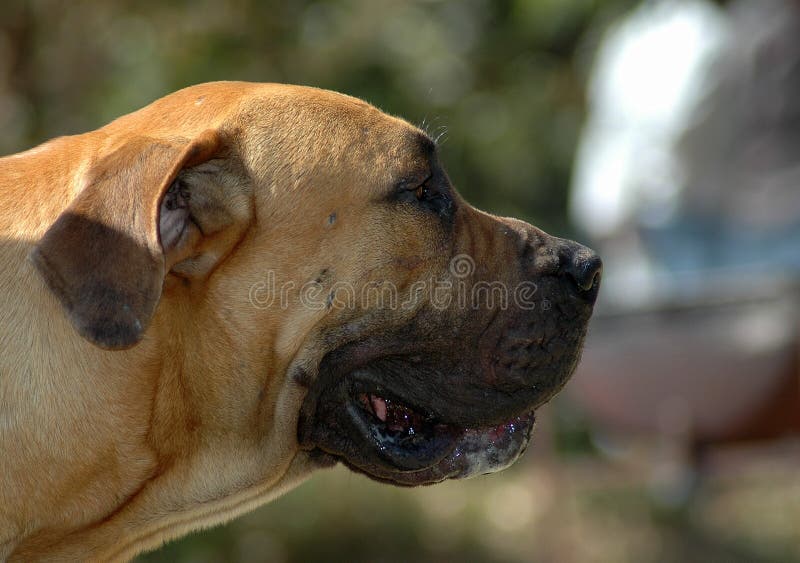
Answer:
[
  {"left": 394, "top": 173, "right": 427, "bottom": 194},
  {"left": 405, "top": 172, "right": 432, "bottom": 190}
]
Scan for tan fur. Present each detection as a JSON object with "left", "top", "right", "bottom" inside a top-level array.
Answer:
[{"left": 0, "top": 82, "right": 557, "bottom": 561}]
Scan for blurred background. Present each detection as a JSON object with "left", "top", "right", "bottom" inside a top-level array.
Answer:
[{"left": 3, "top": 0, "right": 800, "bottom": 561}]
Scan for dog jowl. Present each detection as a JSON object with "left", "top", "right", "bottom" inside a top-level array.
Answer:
[{"left": 2, "top": 82, "right": 600, "bottom": 560}]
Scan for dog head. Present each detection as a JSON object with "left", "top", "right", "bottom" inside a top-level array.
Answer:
[{"left": 31, "top": 82, "right": 600, "bottom": 488}]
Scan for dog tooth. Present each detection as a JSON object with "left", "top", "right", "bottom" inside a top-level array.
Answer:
[{"left": 370, "top": 394, "right": 387, "bottom": 421}]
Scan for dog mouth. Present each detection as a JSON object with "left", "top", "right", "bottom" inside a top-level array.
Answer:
[
  {"left": 350, "top": 390, "right": 536, "bottom": 485},
  {"left": 353, "top": 391, "right": 462, "bottom": 471},
  {"left": 299, "top": 371, "right": 536, "bottom": 486},
  {"left": 297, "top": 273, "right": 595, "bottom": 486}
]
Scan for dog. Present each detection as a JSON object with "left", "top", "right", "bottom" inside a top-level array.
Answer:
[{"left": 0, "top": 81, "right": 601, "bottom": 561}]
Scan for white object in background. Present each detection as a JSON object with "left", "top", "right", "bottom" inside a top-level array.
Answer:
[{"left": 570, "top": 0, "right": 728, "bottom": 239}]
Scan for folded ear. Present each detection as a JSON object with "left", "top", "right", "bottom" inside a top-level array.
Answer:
[{"left": 30, "top": 130, "right": 222, "bottom": 350}]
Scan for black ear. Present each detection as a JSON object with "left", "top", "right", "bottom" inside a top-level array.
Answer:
[{"left": 30, "top": 131, "right": 221, "bottom": 350}]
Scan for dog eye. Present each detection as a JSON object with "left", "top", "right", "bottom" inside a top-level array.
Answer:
[
  {"left": 409, "top": 173, "right": 432, "bottom": 199},
  {"left": 394, "top": 172, "right": 453, "bottom": 219}
]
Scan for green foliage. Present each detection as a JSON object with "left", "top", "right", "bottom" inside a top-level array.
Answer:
[{"left": 0, "top": 0, "right": 635, "bottom": 234}]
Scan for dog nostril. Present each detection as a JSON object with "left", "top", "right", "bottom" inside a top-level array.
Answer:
[{"left": 566, "top": 251, "right": 603, "bottom": 294}]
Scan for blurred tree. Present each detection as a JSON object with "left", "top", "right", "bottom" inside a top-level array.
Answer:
[{"left": 0, "top": 0, "right": 634, "bottom": 234}]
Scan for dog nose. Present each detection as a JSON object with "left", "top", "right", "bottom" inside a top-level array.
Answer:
[{"left": 563, "top": 245, "right": 602, "bottom": 301}]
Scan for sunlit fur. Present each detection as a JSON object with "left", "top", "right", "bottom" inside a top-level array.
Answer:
[{"left": 0, "top": 82, "right": 579, "bottom": 561}]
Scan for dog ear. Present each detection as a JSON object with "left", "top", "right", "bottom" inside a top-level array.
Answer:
[{"left": 30, "top": 130, "right": 222, "bottom": 350}]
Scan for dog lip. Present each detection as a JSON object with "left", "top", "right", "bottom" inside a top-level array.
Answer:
[
  {"left": 335, "top": 380, "right": 536, "bottom": 484},
  {"left": 348, "top": 391, "right": 462, "bottom": 471},
  {"left": 339, "top": 409, "right": 536, "bottom": 486},
  {"left": 299, "top": 367, "right": 538, "bottom": 485}
]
